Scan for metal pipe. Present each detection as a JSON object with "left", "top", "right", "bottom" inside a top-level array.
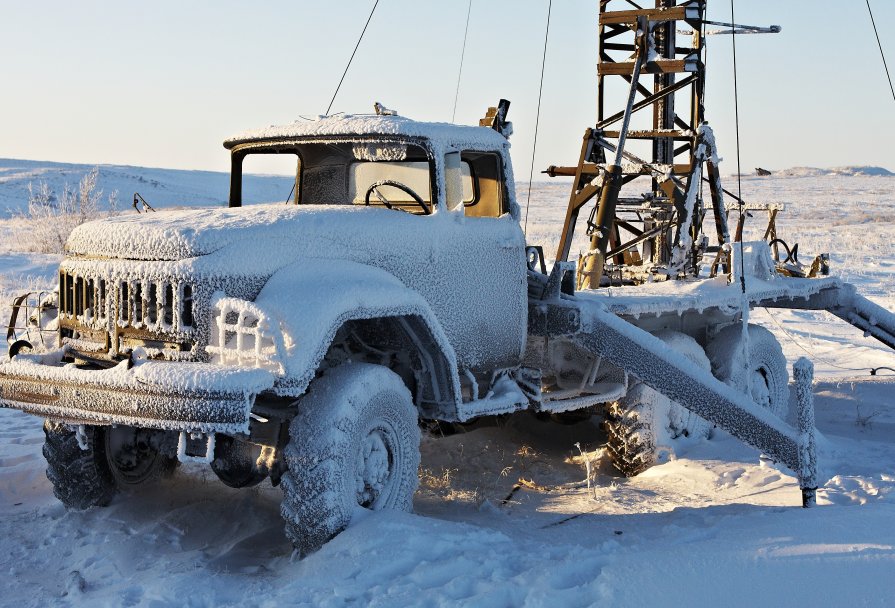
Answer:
[
  {"left": 581, "top": 29, "right": 645, "bottom": 289},
  {"left": 794, "top": 357, "right": 818, "bottom": 508}
]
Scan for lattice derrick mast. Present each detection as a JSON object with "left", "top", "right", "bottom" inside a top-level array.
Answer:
[{"left": 551, "top": 0, "right": 731, "bottom": 288}]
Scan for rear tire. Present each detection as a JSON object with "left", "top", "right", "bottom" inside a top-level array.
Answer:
[
  {"left": 604, "top": 331, "right": 712, "bottom": 477},
  {"left": 604, "top": 385, "right": 665, "bottom": 477},
  {"left": 280, "top": 363, "right": 420, "bottom": 557},
  {"left": 706, "top": 323, "right": 789, "bottom": 419}
]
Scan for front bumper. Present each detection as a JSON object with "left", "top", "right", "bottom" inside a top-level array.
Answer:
[{"left": 0, "top": 352, "right": 276, "bottom": 434}]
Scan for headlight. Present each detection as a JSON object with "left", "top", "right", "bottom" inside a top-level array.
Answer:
[{"left": 206, "top": 293, "right": 282, "bottom": 372}]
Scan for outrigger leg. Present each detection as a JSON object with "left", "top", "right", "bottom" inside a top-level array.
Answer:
[
  {"left": 762, "top": 283, "right": 895, "bottom": 353},
  {"left": 570, "top": 300, "right": 819, "bottom": 506}
]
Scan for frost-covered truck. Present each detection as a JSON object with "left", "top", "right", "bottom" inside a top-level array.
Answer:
[{"left": 2, "top": 107, "right": 894, "bottom": 556}]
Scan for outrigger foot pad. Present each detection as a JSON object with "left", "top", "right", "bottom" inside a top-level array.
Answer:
[{"left": 801, "top": 487, "right": 818, "bottom": 508}]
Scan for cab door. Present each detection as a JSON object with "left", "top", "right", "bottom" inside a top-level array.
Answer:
[{"left": 429, "top": 150, "right": 527, "bottom": 372}]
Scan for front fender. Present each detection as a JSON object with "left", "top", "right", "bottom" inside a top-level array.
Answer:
[{"left": 252, "top": 259, "right": 462, "bottom": 417}]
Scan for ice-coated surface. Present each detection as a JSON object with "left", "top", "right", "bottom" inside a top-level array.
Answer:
[
  {"left": 252, "top": 259, "right": 460, "bottom": 399},
  {"left": 280, "top": 363, "right": 420, "bottom": 555},
  {"left": 61, "top": 112, "right": 529, "bottom": 377},
  {"left": 0, "top": 355, "right": 275, "bottom": 433},
  {"left": 3, "top": 351, "right": 272, "bottom": 395},
  {"left": 64, "top": 202, "right": 528, "bottom": 373},
  {"left": 66, "top": 204, "right": 347, "bottom": 261},
  {"left": 224, "top": 113, "right": 510, "bottom": 153},
  {"left": 851, "top": 291, "right": 895, "bottom": 333},
  {"left": 793, "top": 357, "right": 818, "bottom": 492},
  {"left": 575, "top": 301, "right": 802, "bottom": 468},
  {"left": 669, "top": 124, "right": 718, "bottom": 272},
  {"left": 584, "top": 272, "right": 844, "bottom": 318},
  {"left": 207, "top": 293, "right": 284, "bottom": 373}
]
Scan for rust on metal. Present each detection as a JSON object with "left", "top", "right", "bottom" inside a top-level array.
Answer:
[{"left": 550, "top": 0, "right": 790, "bottom": 288}]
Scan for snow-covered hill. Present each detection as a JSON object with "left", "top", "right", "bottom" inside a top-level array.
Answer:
[
  {"left": 0, "top": 161, "right": 894, "bottom": 606},
  {"left": 0, "top": 158, "right": 294, "bottom": 216},
  {"left": 771, "top": 166, "right": 894, "bottom": 178}
]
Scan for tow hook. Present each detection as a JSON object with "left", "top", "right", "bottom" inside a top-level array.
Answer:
[
  {"left": 178, "top": 431, "right": 216, "bottom": 464},
  {"left": 7, "top": 340, "right": 33, "bottom": 359}
]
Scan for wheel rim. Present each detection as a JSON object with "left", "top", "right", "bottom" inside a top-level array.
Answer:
[
  {"left": 355, "top": 426, "right": 395, "bottom": 508},
  {"left": 748, "top": 367, "right": 772, "bottom": 410},
  {"left": 104, "top": 427, "right": 162, "bottom": 485}
]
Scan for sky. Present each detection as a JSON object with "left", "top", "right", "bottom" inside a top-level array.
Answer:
[{"left": 1, "top": 0, "right": 893, "bottom": 178}]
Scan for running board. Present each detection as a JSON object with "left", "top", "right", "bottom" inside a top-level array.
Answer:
[
  {"left": 570, "top": 303, "right": 818, "bottom": 504},
  {"left": 761, "top": 283, "right": 895, "bottom": 352}
]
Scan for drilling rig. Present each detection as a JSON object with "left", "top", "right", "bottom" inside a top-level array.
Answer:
[
  {"left": 547, "top": 0, "right": 805, "bottom": 288},
  {"left": 528, "top": 0, "right": 895, "bottom": 480}
]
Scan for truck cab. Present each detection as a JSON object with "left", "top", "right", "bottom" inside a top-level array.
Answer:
[{"left": 222, "top": 112, "right": 529, "bottom": 378}]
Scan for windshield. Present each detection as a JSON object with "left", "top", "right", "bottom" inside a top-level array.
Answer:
[
  {"left": 301, "top": 140, "right": 435, "bottom": 214},
  {"left": 230, "top": 139, "right": 479, "bottom": 215}
]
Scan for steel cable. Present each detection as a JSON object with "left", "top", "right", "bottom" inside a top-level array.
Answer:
[
  {"left": 763, "top": 308, "right": 875, "bottom": 374},
  {"left": 451, "top": 0, "right": 473, "bottom": 123},
  {"left": 729, "top": 0, "right": 747, "bottom": 294},
  {"left": 325, "top": 0, "right": 380, "bottom": 115},
  {"left": 523, "top": 0, "right": 553, "bottom": 237},
  {"left": 866, "top": 0, "right": 895, "bottom": 103}
]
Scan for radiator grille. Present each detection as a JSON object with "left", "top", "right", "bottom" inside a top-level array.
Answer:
[
  {"left": 59, "top": 272, "right": 107, "bottom": 323},
  {"left": 59, "top": 272, "right": 193, "bottom": 331}
]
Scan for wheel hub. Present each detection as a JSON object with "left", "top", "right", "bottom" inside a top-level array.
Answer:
[
  {"left": 355, "top": 429, "right": 392, "bottom": 508},
  {"left": 749, "top": 367, "right": 772, "bottom": 409},
  {"left": 105, "top": 427, "right": 162, "bottom": 485}
]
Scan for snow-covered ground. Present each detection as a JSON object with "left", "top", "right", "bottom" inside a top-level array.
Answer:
[{"left": 1, "top": 161, "right": 894, "bottom": 606}]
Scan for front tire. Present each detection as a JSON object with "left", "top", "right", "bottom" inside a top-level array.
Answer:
[
  {"left": 43, "top": 422, "right": 176, "bottom": 509},
  {"left": 43, "top": 421, "right": 117, "bottom": 509},
  {"left": 280, "top": 363, "right": 420, "bottom": 557}
]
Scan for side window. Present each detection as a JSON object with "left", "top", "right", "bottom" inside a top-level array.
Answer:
[
  {"left": 240, "top": 153, "right": 300, "bottom": 205},
  {"left": 461, "top": 152, "right": 506, "bottom": 218}
]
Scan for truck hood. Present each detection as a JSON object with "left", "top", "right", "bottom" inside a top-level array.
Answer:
[{"left": 66, "top": 204, "right": 393, "bottom": 261}]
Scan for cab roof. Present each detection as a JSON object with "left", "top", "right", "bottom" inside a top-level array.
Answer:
[{"left": 223, "top": 113, "right": 510, "bottom": 152}]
